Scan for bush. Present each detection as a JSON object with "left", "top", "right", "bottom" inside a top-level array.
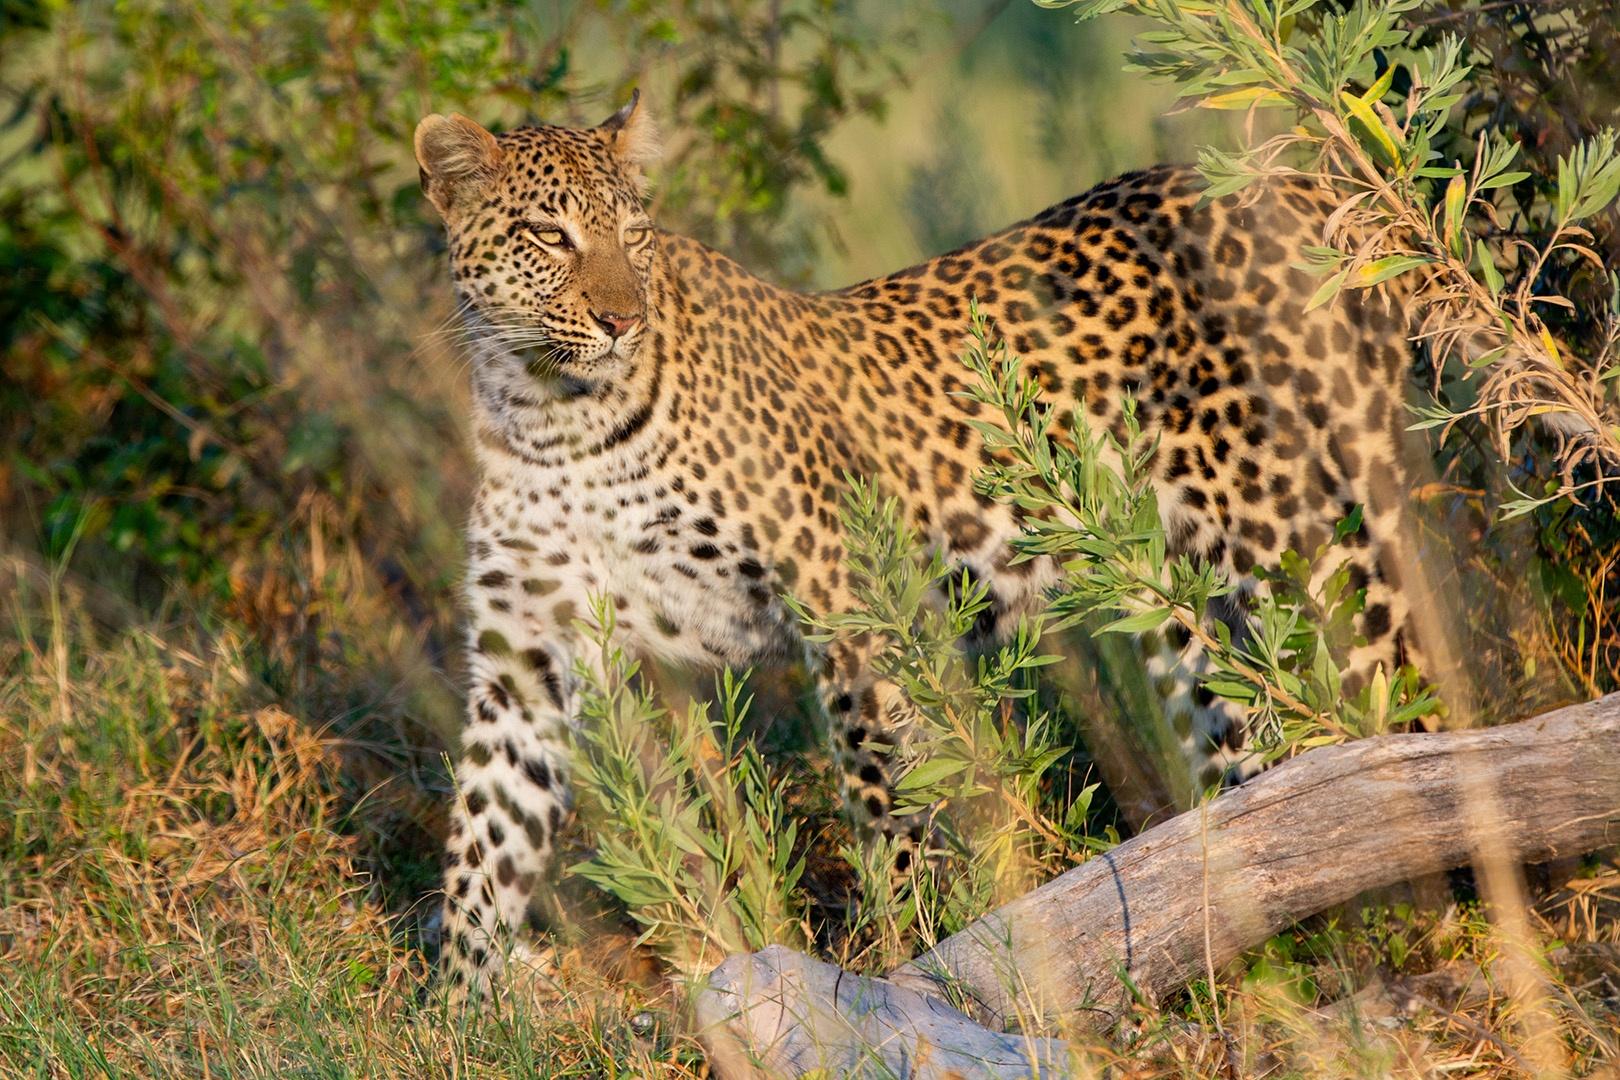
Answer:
[{"left": 1031, "top": 0, "right": 1620, "bottom": 712}]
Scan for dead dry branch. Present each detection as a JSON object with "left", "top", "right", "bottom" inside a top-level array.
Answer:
[{"left": 698, "top": 693, "right": 1620, "bottom": 1075}]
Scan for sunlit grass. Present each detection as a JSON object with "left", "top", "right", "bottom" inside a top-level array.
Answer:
[
  {"left": 0, "top": 571, "right": 705, "bottom": 1078},
  {"left": 4, "top": 559, "right": 1614, "bottom": 1077}
]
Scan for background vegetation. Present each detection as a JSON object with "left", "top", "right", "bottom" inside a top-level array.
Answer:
[{"left": 2, "top": 0, "right": 1617, "bottom": 1075}]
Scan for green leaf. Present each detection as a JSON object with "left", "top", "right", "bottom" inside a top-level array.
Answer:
[
  {"left": 894, "top": 756, "right": 971, "bottom": 793},
  {"left": 1201, "top": 678, "right": 1258, "bottom": 701},
  {"left": 1557, "top": 131, "right": 1620, "bottom": 221},
  {"left": 1443, "top": 174, "right": 1467, "bottom": 259},
  {"left": 1098, "top": 607, "right": 1173, "bottom": 635},
  {"left": 1332, "top": 504, "right": 1365, "bottom": 544},
  {"left": 1201, "top": 86, "right": 1289, "bottom": 110},
  {"left": 1475, "top": 239, "right": 1504, "bottom": 297},
  {"left": 1347, "top": 255, "right": 1434, "bottom": 288},
  {"left": 1340, "top": 89, "right": 1401, "bottom": 168},
  {"left": 1362, "top": 64, "right": 1395, "bottom": 104},
  {"left": 1304, "top": 268, "right": 1349, "bottom": 311},
  {"left": 1064, "top": 782, "right": 1099, "bottom": 834}
]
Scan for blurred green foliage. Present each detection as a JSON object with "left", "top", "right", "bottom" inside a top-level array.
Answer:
[{"left": 0, "top": 0, "right": 920, "bottom": 713}]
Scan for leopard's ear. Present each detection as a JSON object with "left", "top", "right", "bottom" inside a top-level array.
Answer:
[
  {"left": 596, "top": 90, "right": 661, "bottom": 184},
  {"left": 414, "top": 113, "right": 503, "bottom": 216}
]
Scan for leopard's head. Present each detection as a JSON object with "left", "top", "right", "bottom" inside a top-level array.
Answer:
[{"left": 415, "top": 95, "right": 661, "bottom": 378}]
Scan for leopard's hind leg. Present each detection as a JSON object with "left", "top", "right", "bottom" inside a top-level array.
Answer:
[{"left": 817, "top": 633, "right": 932, "bottom": 874}]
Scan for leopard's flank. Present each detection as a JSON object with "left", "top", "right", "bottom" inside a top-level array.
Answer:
[{"left": 415, "top": 96, "right": 1422, "bottom": 999}]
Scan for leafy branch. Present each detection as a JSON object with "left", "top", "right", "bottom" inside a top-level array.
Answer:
[
  {"left": 958, "top": 305, "right": 1438, "bottom": 764},
  {"left": 568, "top": 598, "right": 808, "bottom": 979},
  {"left": 790, "top": 482, "right": 1079, "bottom": 863},
  {"left": 1038, "top": 0, "right": 1620, "bottom": 513}
]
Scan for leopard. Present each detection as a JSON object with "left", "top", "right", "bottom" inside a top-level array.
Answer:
[{"left": 414, "top": 93, "right": 1425, "bottom": 999}]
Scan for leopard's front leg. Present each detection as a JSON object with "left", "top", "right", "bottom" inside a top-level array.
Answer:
[{"left": 440, "top": 614, "right": 578, "bottom": 1001}]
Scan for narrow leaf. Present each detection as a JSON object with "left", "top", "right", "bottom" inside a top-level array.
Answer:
[
  {"left": 1340, "top": 89, "right": 1401, "bottom": 167},
  {"left": 1539, "top": 325, "right": 1563, "bottom": 369},
  {"left": 1475, "top": 239, "right": 1504, "bottom": 297},
  {"left": 1201, "top": 86, "right": 1288, "bottom": 110},
  {"left": 1349, "top": 255, "right": 1434, "bottom": 288},
  {"left": 1360, "top": 65, "right": 1395, "bottom": 105},
  {"left": 1443, "top": 174, "right": 1466, "bottom": 259},
  {"left": 1098, "top": 608, "right": 1173, "bottom": 635},
  {"left": 1304, "top": 267, "right": 1349, "bottom": 312}
]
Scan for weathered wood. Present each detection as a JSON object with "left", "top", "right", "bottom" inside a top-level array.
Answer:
[
  {"left": 890, "top": 693, "right": 1620, "bottom": 1025},
  {"left": 696, "top": 695, "right": 1620, "bottom": 1074},
  {"left": 696, "top": 944, "right": 1069, "bottom": 1078}
]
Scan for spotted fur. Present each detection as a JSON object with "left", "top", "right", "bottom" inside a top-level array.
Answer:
[{"left": 416, "top": 97, "right": 1422, "bottom": 999}]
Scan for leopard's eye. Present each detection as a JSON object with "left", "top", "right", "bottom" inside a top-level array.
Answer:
[
  {"left": 623, "top": 224, "right": 651, "bottom": 246},
  {"left": 527, "top": 225, "right": 569, "bottom": 248}
]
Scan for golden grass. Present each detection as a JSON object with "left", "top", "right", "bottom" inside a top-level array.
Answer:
[
  {"left": 2, "top": 565, "right": 1615, "bottom": 1078},
  {"left": 0, "top": 574, "right": 706, "bottom": 1078}
]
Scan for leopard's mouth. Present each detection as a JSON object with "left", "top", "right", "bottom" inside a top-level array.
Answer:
[{"left": 556, "top": 333, "right": 641, "bottom": 371}]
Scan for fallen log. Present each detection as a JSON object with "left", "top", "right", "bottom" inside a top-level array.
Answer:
[
  {"left": 696, "top": 946, "right": 1069, "bottom": 1078},
  {"left": 697, "top": 693, "right": 1620, "bottom": 1075}
]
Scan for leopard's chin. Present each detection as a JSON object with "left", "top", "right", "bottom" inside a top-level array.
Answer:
[
  {"left": 516, "top": 336, "right": 639, "bottom": 376},
  {"left": 518, "top": 342, "right": 576, "bottom": 377}
]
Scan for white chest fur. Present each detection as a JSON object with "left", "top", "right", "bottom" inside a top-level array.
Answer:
[{"left": 467, "top": 440, "right": 791, "bottom": 672}]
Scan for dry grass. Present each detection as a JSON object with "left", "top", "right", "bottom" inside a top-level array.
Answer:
[
  {"left": 0, "top": 571, "right": 705, "bottom": 1078},
  {"left": 2, "top": 564, "right": 1616, "bottom": 1078}
]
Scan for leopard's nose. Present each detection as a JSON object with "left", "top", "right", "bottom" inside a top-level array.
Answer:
[{"left": 592, "top": 310, "right": 641, "bottom": 339}]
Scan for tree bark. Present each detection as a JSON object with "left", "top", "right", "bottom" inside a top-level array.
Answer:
[{"left": 697, "top": 693, "right": 1620, "bottom": 1074}]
